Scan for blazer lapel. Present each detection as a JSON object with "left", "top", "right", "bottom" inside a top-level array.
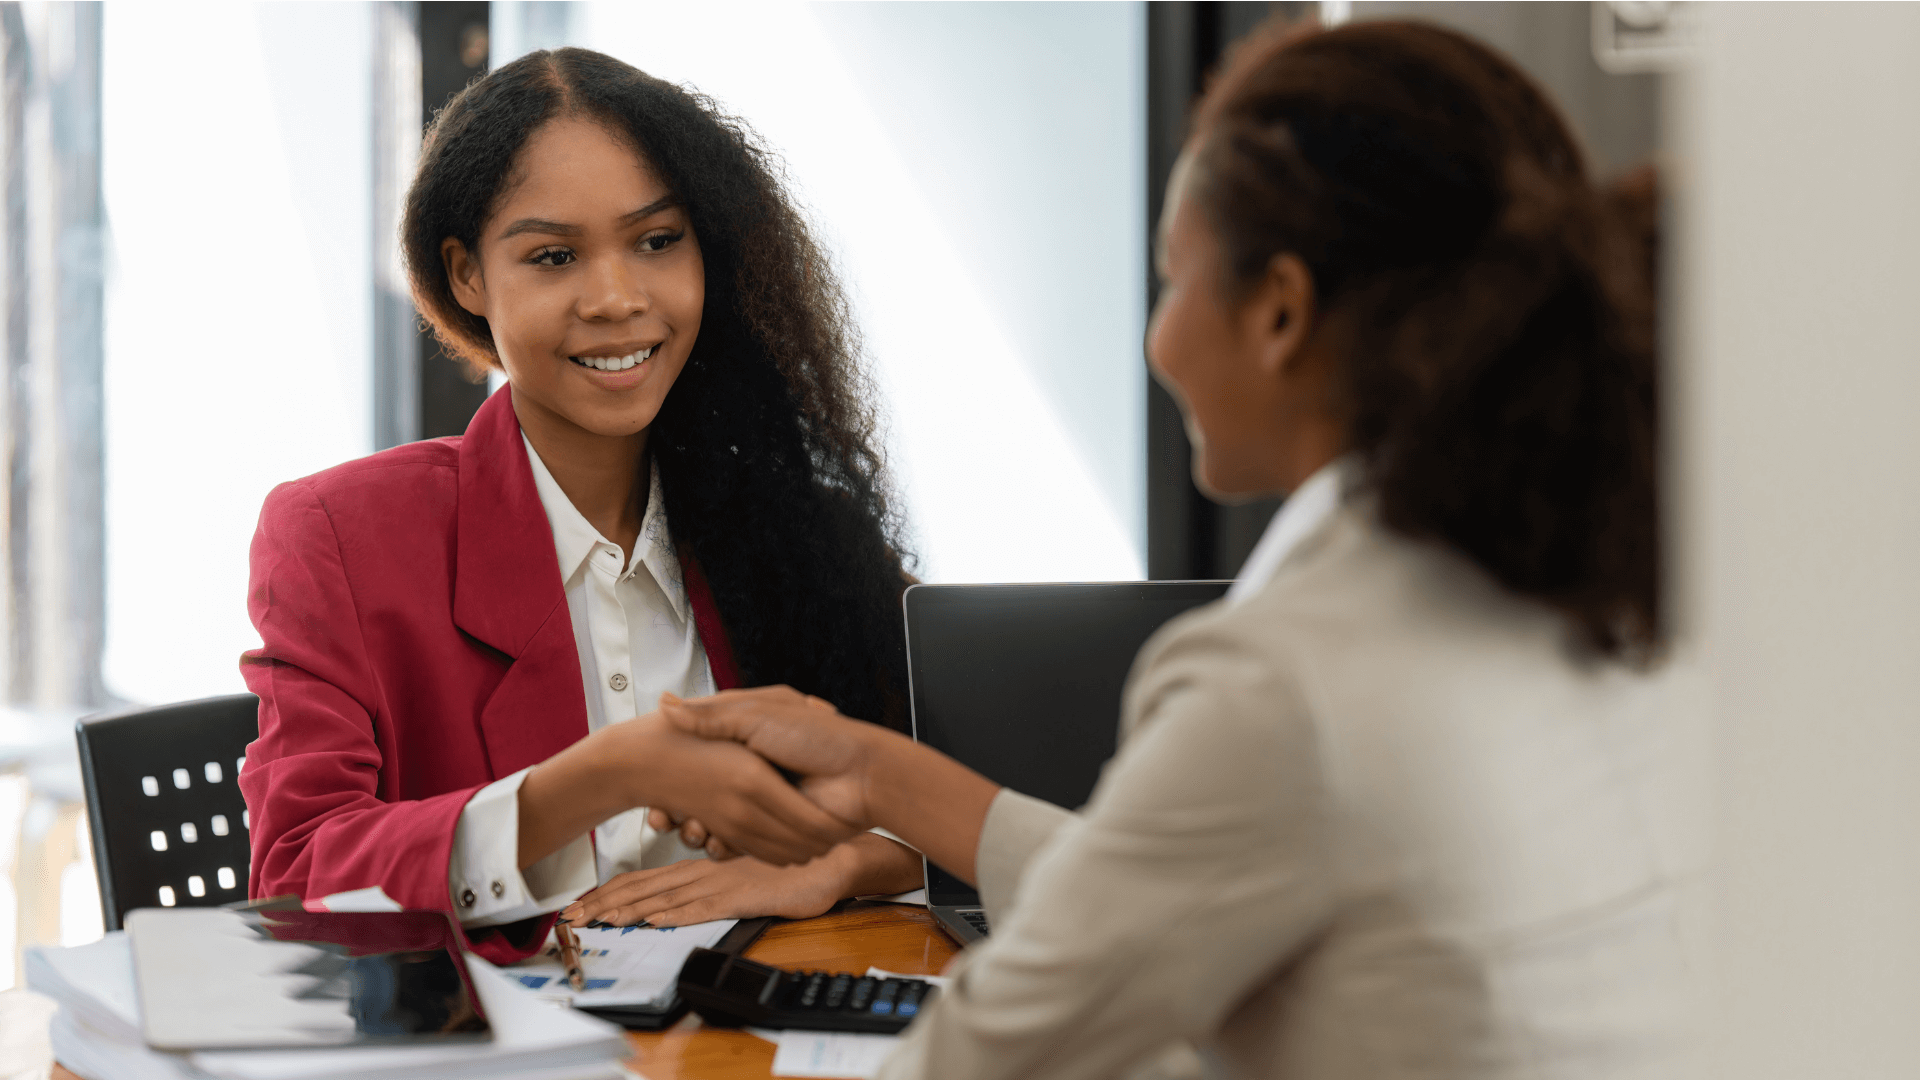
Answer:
[
  {"left": 454, "top": 388, "right": 591, "bottom": 777},
  {"left": 680, "top": 551, "right": 743, "bottom": 691}
]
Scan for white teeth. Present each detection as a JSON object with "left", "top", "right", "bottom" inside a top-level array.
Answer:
[{"left": 571, "top": 345, "right": 656, "bottom": 372}]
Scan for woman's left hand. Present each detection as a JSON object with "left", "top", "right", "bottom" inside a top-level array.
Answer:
[
  {"left": 560, "top": 832, "right": 922, "bottom": 928},
  {"left": 561, "top": 856, "right": 849, "bottom": 928}
]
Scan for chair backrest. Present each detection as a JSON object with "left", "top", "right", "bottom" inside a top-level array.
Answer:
[{"left": 76, "top": 694, "right": 260, "bottom": 931}]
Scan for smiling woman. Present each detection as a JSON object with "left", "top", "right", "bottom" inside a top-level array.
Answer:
[
  {"left": 438, "top": 117, "right": 707, "bottom": 547},
  {"left": 236, "top": 48, "right": 920, "bottom": 962}
]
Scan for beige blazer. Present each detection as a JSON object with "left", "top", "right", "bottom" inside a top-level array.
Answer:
[{"left": 880, "top": 498, "right": 1691, "bottom": 1080}]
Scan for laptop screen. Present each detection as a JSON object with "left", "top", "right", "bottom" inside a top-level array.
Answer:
[{"left": 905, "top": 581, "right": 1230, "bottom": 907}]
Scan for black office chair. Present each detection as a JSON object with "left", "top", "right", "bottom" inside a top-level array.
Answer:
[{"left": 76, "top": 694, "right": 260, "bottom": 931}]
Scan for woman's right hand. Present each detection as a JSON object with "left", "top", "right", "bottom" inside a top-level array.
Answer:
[
  {"left": 657, "top": 687, "right": 887, "bottom": 829},
  {"left": 658, "top": 686, "right": 1002, "bottom": 883},
  {"left": 615, "top": 711, "right": 862, "bottom": 862},
  {"left": 515, "top": 709, "right": 858, "bottom": 870}
]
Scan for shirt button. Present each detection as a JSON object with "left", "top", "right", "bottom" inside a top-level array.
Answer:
[
  {"left": 491, "top": 879, "right": 506, "bottom": 898},
  {"left": 609, "top": 673, "right": 629, "bottom": 692},
  {"left": 458, "top": 888, "right": 476, "bottom": 908}
]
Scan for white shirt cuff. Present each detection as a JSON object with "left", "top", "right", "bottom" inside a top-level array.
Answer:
[
  {"left": 869, "top": 825, "right": 915, "bottom": 851},
  {"left": 863, "top": 828, "right": 925, "bottom": 905},
  {"left": 448, "top": 767, "right": 598, "bottom": 928}
]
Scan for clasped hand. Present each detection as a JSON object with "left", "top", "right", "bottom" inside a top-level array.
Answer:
[
  {"left": 638, "top": 687, "right": 884, "bottom": 860},
  {"left": 558, "top": 688, "right": 902, "bottom": 928},
  {"left": 634, "top": 685, "right": 992, "bottom": 884},
  {"left": 555, "top": 686, "right": 991, "bottom": 927}
]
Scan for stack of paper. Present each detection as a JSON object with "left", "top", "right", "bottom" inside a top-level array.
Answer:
[
  {"left": 25, "top": 933, "right": 634, "bottom": 1080},
  {"left": 509, "top": 920, "right": 737, "bottom": 1008}
]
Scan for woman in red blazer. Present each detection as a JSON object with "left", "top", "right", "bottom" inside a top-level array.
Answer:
[{"left": 239, "top": 49, "right": 911, "bottom": 964}]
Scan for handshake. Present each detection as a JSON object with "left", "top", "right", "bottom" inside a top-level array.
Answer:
[
  {"left": 575, "top": 686, "right": 997, "bottom": 888},
  {"left": 643, "top": 687, "right": 884, "bottom": 862}
]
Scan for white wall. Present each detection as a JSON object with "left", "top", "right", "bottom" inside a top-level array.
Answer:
[
  {"left": 101, "top": 2, "right": 373, "bottom": 704},
  {"left": 1679, "top": 4, "right": 1920, "bottom": 1075},
  {"left": 574, "top": 1, "right": 1147, "bottom": 583}
]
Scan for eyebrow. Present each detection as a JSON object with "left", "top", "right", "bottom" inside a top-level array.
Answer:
[{"left": 497, "top": 196, "right": 681, "bottom": 241}]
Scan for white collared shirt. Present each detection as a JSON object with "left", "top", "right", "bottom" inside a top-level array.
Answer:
[
  {"left": 446, "top": 438, "right": 715, "bottom": 927},
  {"left": 1227, "top": 455, "right": 1354, "bottom": 605}
]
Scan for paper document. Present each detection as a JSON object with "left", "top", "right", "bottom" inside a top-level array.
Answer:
[
  {"left": 509, "top": 919, "right": 736, "bottom": 1007},
  {"left": 770, "top": 1031, "right": 900, "bottom": 1079},
  {"left": 864, "top": 967, "right": 950, "bottom": 990}
]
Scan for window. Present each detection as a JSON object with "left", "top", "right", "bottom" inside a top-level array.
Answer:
[{"left": 564, "top": 2, "right": 1147, "bottom": 582}]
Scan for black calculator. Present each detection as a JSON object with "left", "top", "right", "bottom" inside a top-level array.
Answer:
[{"left": 676, "top": 947, "right": 937, "bottom": 1034}]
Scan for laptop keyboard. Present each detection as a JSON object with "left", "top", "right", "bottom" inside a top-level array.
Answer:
[{"left": 961, "top": 911, "right": 990, "bottom": 936}]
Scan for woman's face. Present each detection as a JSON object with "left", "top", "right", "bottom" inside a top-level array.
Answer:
[
  {"left": 444, "top": 116, "right": 704, "bottom": 443},
  {"left": 1146, "top": 156, "right": 1343, "bottom": 498}
]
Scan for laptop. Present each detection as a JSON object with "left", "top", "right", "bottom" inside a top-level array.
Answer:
[{"left": 904, "top": 580, "right": 1231, "bottom": 945}]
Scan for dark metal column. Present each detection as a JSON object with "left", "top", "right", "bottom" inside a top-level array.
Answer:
[
  {"left": 372, "top": 0, "right": 492, "bottom": 450},
  {"left": 1144, "top": 2, "right": 1292, "bottom": 581},
  {"left": 416, "top": 1, "right": 491, "bottom": 440},
  {"left": 372, "top": 2, "right": 422, "bottom": 452},
  {"left": 1144, "top": 1, "right": 1213, "bottom": 582}
]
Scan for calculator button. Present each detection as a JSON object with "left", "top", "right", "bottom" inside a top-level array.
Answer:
[
  {"left": 800, "top": 973, "right": 826, "bottom": 1008},
  {"left": 848, "top": 977, "right": 876, "bottom": 1012},
  {"left": 824, "top": 975, "right": 852, "bottom": 1009}
]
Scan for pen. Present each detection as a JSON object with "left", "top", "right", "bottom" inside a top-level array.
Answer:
[{"left": 555, "top": 919, "right": 588, "bottom": 993}]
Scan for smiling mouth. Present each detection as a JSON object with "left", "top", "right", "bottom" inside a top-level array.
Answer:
[{"left": 569, "top": 345, "right": 655, "bottom": 372}]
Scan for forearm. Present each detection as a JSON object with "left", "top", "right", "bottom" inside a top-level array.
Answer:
[
  {"left": 516, "top": 734, "right": 639, "bottom": 869},
  {"left": 829, "top": 832, "right": 925, "bottom": 897},
  {"left": 863, "top": 732, "right": 1001, "bottom": 885}
]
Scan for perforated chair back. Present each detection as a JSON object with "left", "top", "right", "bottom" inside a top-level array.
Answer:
[{"left": 76, "top": 694, "right": 260, "bottom": 930}]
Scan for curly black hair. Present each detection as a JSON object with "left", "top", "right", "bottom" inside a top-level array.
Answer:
[
  {"left": 1192, "top": 20, "right": 1662, "bottom": 661},
  {"left": 402, "top": 48, "right": 912, "bottom": 726}
]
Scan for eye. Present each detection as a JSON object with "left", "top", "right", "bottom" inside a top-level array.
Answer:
[
  {"left": 529, "top": 246, "right": 575, "bottom": 267},
  {"left": 639, "top": 229, "right": 685, "bottom": 254}
]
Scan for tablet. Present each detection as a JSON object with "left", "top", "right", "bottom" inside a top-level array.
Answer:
[{"left": 128, "top": 906, "right": 489, "bottom": 1051}]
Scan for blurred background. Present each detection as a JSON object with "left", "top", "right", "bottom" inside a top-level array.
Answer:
[{"left": 3, "top": 3, "right": 1919, "bottom": 1075}]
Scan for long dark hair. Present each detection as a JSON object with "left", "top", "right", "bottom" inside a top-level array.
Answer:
[
  {"left": 402, "top": 48, "right": 911, "bottom": 726},
  {"left": 1192, "top": 20, "right": 1661, "bottom": 660}
]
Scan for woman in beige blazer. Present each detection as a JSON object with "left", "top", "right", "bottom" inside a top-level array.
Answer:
[{"left": 623, "top": 18, "right": 1686, "bottom": 1080}]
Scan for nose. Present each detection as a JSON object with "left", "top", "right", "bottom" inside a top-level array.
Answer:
[{"left": 577, "top": 254, "right": 648, "bottom": 322}]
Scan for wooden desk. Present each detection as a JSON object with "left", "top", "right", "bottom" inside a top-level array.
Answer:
[
  {"left": 625, "top": 900, "right": 956, "bottom": 1079},
  {"left": 51, "top": 901, "right": 955, "bottom": 1080}
]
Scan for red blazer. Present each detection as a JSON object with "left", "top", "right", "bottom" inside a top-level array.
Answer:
[{"left": 239, "top": 388, "right": 740, "bottom": 964}]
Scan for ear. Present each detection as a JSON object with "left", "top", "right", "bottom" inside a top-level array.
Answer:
[
  {"left": 1241, "top": 253, "right": 1317, "bottom": 377},
  {"left": 442, "top": 237, "right": 488, "bottom": 318}
]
